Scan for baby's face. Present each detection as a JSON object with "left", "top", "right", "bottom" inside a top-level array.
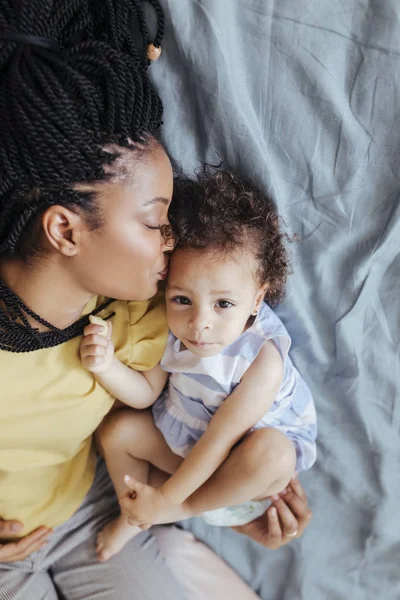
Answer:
[{"left": 166, "top": 248, "right": 266, "bottom": 357}]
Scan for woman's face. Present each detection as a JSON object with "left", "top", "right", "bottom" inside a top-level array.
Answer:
[{"left": 73, "top": 145, "right": 173, "bottom": 301}]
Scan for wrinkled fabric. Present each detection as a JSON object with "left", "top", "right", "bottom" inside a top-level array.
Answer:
[{"left": 150, "top": 1, "right": 400, "bottom": 598}]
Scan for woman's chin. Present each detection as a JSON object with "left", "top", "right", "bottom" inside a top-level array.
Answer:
[{"left": 112, "top": 282, "right": 159, "bottom": 303}]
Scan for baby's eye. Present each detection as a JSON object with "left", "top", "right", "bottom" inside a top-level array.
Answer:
[
  {"left": 171, "top": 296, "right": 191, "bottom": 306},
  {"left": 216, "top": 300, "right": 234, "bottom": 309}
]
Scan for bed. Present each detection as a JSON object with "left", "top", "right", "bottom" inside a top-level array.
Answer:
[{"left": 151, "top": 1, "right": 400, "bottom": 598}]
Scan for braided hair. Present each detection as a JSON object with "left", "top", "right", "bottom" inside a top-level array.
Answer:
[{"left": 0, "top": 0, "right": 165, "bottom": 352}]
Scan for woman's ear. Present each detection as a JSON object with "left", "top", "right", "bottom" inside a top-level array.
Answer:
[
  {"left": 41, "top": 205, "right": 84, "bottom": 256},
  {"left": 252, "top": 282, "right": 269, "bottom": 315}
]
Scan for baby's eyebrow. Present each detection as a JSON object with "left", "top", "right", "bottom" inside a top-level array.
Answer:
[
  {"left": 168, "top": 285, "right": 235, "bottom": 297},
  {"left": 210, "top": 290, "right": 234, "bottom": 295},
  {"left": 167, "top": 285, "right": 189, "bottom": 292}
]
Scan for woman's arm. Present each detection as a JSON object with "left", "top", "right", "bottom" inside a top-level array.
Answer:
[
  {"left": 160, "top": 340, "right": 284, "bottom": 505},
  {"left": 80, "top": 321, "right": 167, "bottom": 408}
]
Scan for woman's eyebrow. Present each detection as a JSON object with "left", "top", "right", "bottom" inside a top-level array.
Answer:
[{"left": 144, "top": 196, "right": 169, "bottom": 206}]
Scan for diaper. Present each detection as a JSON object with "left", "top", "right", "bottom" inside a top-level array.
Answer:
[{"left": 201, "top": 499, "right": 270, "bottom": 527}]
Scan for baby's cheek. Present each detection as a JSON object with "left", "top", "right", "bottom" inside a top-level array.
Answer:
[{"left": 166, "top": 309, "right": 180, "bottom": 329}]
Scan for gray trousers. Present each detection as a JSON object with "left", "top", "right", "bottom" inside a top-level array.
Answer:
[{"left": 0, "top": 460, "right": 188, "bottom": 600}]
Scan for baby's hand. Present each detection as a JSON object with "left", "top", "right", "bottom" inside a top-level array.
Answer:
[
  {"left": 120, "top": 476, "right": 171, "bottom": 528},
  {"left": 80, "top": 318, "right": 114, "bottom": 374}
]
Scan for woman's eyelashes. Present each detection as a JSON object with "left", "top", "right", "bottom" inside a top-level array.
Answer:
[{"left": 145, "top": 224, "right": 174, "bottom": 246}]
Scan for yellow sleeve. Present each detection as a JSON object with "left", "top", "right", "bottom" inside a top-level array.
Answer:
[{"left": 127, "top": 291, "right": 168, "bottom": 371}]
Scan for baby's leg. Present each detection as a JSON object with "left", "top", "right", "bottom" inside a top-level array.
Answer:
[
  {"left": 95, "top": 409, "right": 182, "bottom": 561},
  {"left": 184, "top": 428, "right": 296, "bottom": 518}
]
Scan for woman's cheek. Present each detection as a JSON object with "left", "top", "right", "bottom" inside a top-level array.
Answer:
[{"left": 133, "top": 230, "right": 159, "bottom": 261}]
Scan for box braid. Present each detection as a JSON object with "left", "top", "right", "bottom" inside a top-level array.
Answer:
[{"left": 0, "top": 0, "right": 165, "bottom": 352}]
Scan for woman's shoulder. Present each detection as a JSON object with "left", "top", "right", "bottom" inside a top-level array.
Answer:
[
  {"left": 96, "top": 292, "right": 168, "bottom": 371},
  {"left": 95, "top": 291, "right": 166, "bottom": 325}
]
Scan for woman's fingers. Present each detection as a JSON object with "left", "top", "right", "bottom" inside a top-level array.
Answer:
[
  {"left": 11, "top": 527, "right": 52, "bottom": 555},
  {"left": 289, "top": 477, "right": 308, "bottom": 502},
  {"left": 0, "top": 519, "right": 23, "bottom": 536},
  {"left": 283, "top": 480, "right": 312, "bottom": 523},
  {"left": 271, "top": 478, "right": 312, "bottom": 539},
  {"left": 0, "top": 527, "right": 52, "bottom": 562},
  {"left": 270, "top": 497, "right": 299, "bottom": 537},
  {"left": 266, "top": 506, "right": 284, "bottom": 544},
  {"left": 286, "top": 488, "right": 310, "bottom": 518}
]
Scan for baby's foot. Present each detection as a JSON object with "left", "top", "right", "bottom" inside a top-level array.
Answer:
[{"left": 96, "top": 516, "right": 141, "bottom": 562}]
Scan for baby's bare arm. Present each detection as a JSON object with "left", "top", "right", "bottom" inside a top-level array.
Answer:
[
  {"left": 161, "top": 340, "right": 284, "bottom": 505},
  {"left": 80, "top": 321, "right": 167, "bottom": 409}
]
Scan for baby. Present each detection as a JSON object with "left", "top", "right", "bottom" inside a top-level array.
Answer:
[{"left": 80, "top": 169, "right": 317, "bottom": 562}]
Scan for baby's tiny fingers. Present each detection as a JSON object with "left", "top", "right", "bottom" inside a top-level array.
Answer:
[
  {"left": 83, "top": 323, "right": 108, "bottom": 337},
  {"left": 82, "top": 357, "right": 105, "bottom": 370},
  {"left": 82, "top": 334, "right": 110, "bottom": 348},
  {"left": 81, "top": 344, "right": 107, "bottom": 358}
]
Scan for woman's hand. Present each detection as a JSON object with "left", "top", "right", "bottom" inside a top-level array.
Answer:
[
  {"left": 232, "top": 476, "right": 312, "bottom": 549},
  {"left": 0, "top": 522, "right": 52, "bottom": 562}
]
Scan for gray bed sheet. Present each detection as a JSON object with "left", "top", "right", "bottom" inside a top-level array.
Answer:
[{"left": 150, "top": 2, "right": 400, "bottom": 599}]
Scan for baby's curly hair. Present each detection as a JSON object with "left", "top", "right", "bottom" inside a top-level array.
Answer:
[{"left": 169, "top": 168, "right": 291, "bottom": 306}]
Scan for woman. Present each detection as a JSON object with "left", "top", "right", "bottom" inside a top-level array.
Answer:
[{"left": 0, "top": 1, "right": 311, "bottom": 598}]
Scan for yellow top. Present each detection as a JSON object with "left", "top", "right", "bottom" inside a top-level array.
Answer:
[{"left": 0, "top": 293, "right": 167, "bottom": 539}]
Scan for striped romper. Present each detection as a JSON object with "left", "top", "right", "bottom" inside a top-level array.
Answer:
[{"left": 152, "top": 302, "right": 317, "bottom": 526}]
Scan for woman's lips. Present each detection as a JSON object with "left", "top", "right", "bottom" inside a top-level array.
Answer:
[{"left": 157, "top": 267, "right": 168, "bottom": 280}]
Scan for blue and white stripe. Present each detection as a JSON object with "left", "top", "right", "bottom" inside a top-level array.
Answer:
[{"left": 153, "top": 302, "right": 317, "bottom": 472}]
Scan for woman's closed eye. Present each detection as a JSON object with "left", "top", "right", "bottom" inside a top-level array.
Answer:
[
  {"left": 146, "top": 224, "right": 175, "bottom": 247},
  {"left": 145, "top": 224, "right": 164, "bottom": 231}
]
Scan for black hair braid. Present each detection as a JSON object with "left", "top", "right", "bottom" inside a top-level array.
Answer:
[
  {"left": 146, "top": 0, "right": 164, "bottom": 47},
  {"left": 0, "top": 0, "right": 164, "bottom": 254},
  {"left": 0, "top": 0, "right": 165, "bottom": 352},
  {"left": 0, "top": 279, "right": 115, "bottom": 353}
]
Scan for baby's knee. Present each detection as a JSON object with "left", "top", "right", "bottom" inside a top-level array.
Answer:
[
  {"left": 96, "top": 409, "right": 141, "bottom": 455},
  {"left": 243, "top": 428, "right": 296, "bottom": 480}
]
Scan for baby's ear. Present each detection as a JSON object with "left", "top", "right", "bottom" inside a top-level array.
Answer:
[{"left": 253, "top": 282, "right": 268, "bottom": 312}]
